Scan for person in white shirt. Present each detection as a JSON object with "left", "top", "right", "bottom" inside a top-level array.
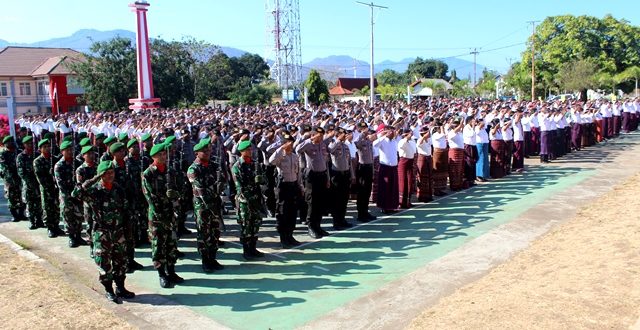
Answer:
[
  {"left": 462, "top": 116, "right": 478, "bottom": 187},
  {"left": 372, "top": 126, "right": 401, "bottom": 214},
  {"left": 397, "top": 129, "right": 417, "bottom": 208},
  {"left": 489, "top": 118, "right": 506, "bottom": 177},
  {"left": 612, "top": 101, "right": 622, "bottom": 136},
  {"left": 446, "top": 118, "right": 465, "bottom": 191},
  {"left": 600, "top": 102, "right": 613, "bottom": 139},
  {"left": 511, "top": 111, "right": 525, "bottom": 173},
  {"left": 475, "top": 118, "right": 490, "bottom": 181},
  {"left": 570, "top": 107, "right": 583, "bottom": 151},
  {"left": 416, "top": 125, "right": 433, "bottom": 202},
  {"left": 538, "top": 109, "right": 552, "bottom": 163},
  {"left": 431, "top": 124, "right": 448, "bottom": 196}
]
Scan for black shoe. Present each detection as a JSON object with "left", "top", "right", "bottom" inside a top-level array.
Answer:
[
  {"left": 280, "top": 237, "right": 292, "bottom": 249},
  {"left": 167, "top": 265, "right": 184, "bottom": 284},
  {"left": 53, "top": 227, "right": 66, "bottom": 236},
  {"left": 210, "top": 259, "right": 224, "bottom": 271},
  {"left": 114, "top": 277, "right": 135, "bottom": 299},
  {"left": 10, "top": 209, "right": 20, "bottom": 222},
  {"left": 105, "top": 291, "right": 121, "bottom": 304},
  {"left": 68, "top": 238, "right": 79, "bottom": 248},
  {"left": 28, "top": 222, "right": 38, "bottom": 230},
  {"left": 202, "top": 260, "right": 214, "bottom": 273},
  {"left": 159, "top": 276, "right": 172, "bottom": 288},
  {"left": 307, "top": 227, "right": 322, "bottom": 239},
  {"left": 366, "top": 213, "right": 377, "bottom": 221},
  {"left": 48, "top": 229, "right": 57, "bottom": 238},
  {"left": 242, "top": 241, "right": 254, "bottom": 260},
  {"left": 76, "top": 235, "right": 89, "bottom": 246},
  {"left": 287, "top": 235, "right": 301, "bottom": 247},
  {"left": 250, "top": 238, "right": 264, "bottom": 258},
  {"left": 318, "top": 228, "right": 330, "bottom": 237},
  {"left": 36, "top": 220, "right": 45, "bottom": 228},
  {"left": 128, "top": 260, "right": 144, "bottom": 271}
]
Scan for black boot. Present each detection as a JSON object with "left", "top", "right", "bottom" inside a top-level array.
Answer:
[
  {"left": 52, "top": 226, "right": 66, "bottom": 236},
  {"left": 201, "top": 251, "right": 214, "bottom": 273},
  {"left": 279, "top": 232, "right": 292, "bottom": 248},
  {"left": 18, "top": 207, "right": 28, "bottom": 221},
  {"left": 287, "top": 233, "right": 301, "bottom": 246},
  {"left": 28, "top": 218, "right": 38, "bottom": 230},
  {"left": 157, "top": 265, "right": 172, "bottom": 288},
  {"left": 9, "top": 208, "right": 20, "bottom": 222},
  {"left": 241, "top": 238, "right": 253, "bottom": 260},
  {"left": 114, "top": 276, "right": 135, "bottom": 299},
  {"left": 35, "top": 217, "right": 45, "bottom": 228},
  {"left": 250, "top": 237, "right": 264, "bottom": 258},
  {"left": 76, "top": 234, "right": 88, "bottom": 246},
  {"left": 68, "top": 235, "right": 79, "bottom": 248},
  {"left": 210, "top": 251, "right": 224, "bottom": 271},
  {"left": 101, "top": 280, "right": 120, "bottom": 304},
  {"left": 166, "top": 264, "right": 184, "bottom": 284}
]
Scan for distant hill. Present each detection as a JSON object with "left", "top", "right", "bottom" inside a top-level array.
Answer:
[{"left": 1, "top": 29, "right": 488, "bottom": 82}]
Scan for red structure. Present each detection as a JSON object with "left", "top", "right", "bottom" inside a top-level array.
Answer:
[{"left": 128, "top": 0, "right": 160, "bottom": 110}]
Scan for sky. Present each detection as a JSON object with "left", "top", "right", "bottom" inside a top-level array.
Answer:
[{"left": 1, "top": 0, "right": 638, "bottom": 72}]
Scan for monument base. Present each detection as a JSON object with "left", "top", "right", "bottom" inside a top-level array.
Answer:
[{"left": 129, "top": 98, "right": 161, "bottom": 110}]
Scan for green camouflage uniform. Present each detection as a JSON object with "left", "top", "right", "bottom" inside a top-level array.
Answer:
[
  {"left": 142, "top": 163, "right": 178, "bottom": 269},
  {"left": 33, "top": 154, "right": 60, "bottom": 230},
  {"left": 168, "top": 149, "right": 190, "bottom": 231},
  {"left": 100, "top": 152, "right": 113, "bottom": 162},
  {"left": 54, "top": 158, "right": 83, "bottom": 236},
  {"left": 75, "top": 162, "right": 97, "bottom": 244},
  {"left": 231, "top": 157, "right": 263, "bottom": 239},
  {"left": 187, "top": 157, "right": 225, "bottom": 261},
  {"left": 125, "top": 154, "right": 147, "bottom": 242},
  {"left": 72, "top": 178, "right": 127, "bottom": 282},
  {"left": 16, "top": 149, "right": 42, "bottom": 223},
  {"left": 0, "top": 147, "right": 25, "bottom": 213}
]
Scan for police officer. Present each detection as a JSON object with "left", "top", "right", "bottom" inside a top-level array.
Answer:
[
  {"left": 354, "top": 123, "right": 377, "bottom": 222},
  {"left": 328, "top": 128, "right": 354, "bottom": 229},
  {"left": 295, "top": 127, "right": 331, "bottom": 239},
  {"left": 269, "top": 133, "right": 302, "bottom": 248}
]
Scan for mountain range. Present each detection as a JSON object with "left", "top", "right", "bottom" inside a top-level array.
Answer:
[{"left": 0, "top": 29, "right": 486, "bottom": 82}]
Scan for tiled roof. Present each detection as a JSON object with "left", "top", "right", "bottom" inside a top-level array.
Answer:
[
  {"left": 329, "top": 85, "right": 354, "bottom": 96},
  {"left": 0, "top": 46, "right": 82, "bottom": 76}
]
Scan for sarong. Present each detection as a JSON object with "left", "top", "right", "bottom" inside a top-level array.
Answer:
[
  {"left": 416, "top": 154, "right": 433, "bottom": 202},
  {"left": 432, "top": 148, "right": 448, "bottom": 193},
  {"left": 376, "top": 164, "right": 399, "bottom": 211},
  {"left": 490, "top": 140, "right": 506, "bottom": 179},
  {"left": 448, "top": 148, "right": 464, "bottom": 191}
]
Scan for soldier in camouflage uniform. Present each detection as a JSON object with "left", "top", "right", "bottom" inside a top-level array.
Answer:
[
  {"left": 54, "top": 140, "right": 86, "bottom": 247},
  {"left": 72, "top": 161, "right": 135, "bottom": 304},
  {"left": 187, "top": 138, "right": 226, "bottom": 272},
  {"left": 34, "top": 139, "right": 64, "bottom": 238},
  {"left": 100, "top": 136, "right": 117, "bottom": 162},
  {"left": 75, "top": 145, "right": 97, "bottom": 256},
  {"left": 141, "top": 133, "right": 153, "bottom": 171},
  {"left": 110, "top": 142, "right": 143, "bottom": 272},
  {"left": 94, "top": 133, "right": 107, "bottom": 159},
  {"left": 165, "top": 135, "right": 192, "bottom": 237},
  {"left": 142, "top": 143, "right": 184, "bottom": 288},
  {"left": 16, "top": 136, "right": 43, "bottom": 229},
  {"left": 0, "top": 136, "right": 27, "bottom": 222},
  {"left": 231, "top": 140, "right": 265, "bottom": 260},
  {"left": 125, "top": 139, "right": 149, "bottom": 246}
]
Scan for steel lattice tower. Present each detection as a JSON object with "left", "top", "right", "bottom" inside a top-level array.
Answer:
[{"left": 266, "top": 0, "right": 302, "bottom": 89}]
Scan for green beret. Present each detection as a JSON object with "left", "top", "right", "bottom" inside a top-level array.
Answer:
[
  {"left": 78, "top": 132, "right": 88, "bottom": 139},
  {"left": 103, "top": 136, "right": 117, "bottom": 145},
  {"left": 59, "top": 140, "right": 73, "bottom": 151},
  {"left": 237, "top": 140, "right": 252, "bottom": 152},
  {"left": 164, "top": 135, "right": 176, "bottom": 145},
  {"left": 149, "top": 143, "right": 165, "bottom": 157},
  {"left": 38, "top": 139, "right": 50, "bottom": 148},
  {"left": 118, "top": 132, "right": 129, "bottom": 141},
  {"left": 63, "top": 135, "right": 73, "bottom": 142},
  {"left": 22, "top": 136, "right": 33, "bottom": 144},
  {"left": 199, "top": 137, "right": 211, "bottom": 145},
  {"left": 97, "top": 160, "right": 114, "bottom": 177},
  {"left": 126, "top": 139, "right": 138, "bottom": 149},
  {"left": 79, "top": 137, "right": 91, "bottom": 147},
  {"left": 2, "top": 136, "right": 13, "bottom": 144},
  {"left": 141, "top": 133, "right": 152, "bottom": 142},
  {"left": 193, "top": 140, "right": 210, "bottom": 152},
  {"left": 44, "top": 132, "right": 54, "bottom": 139},
  {"left": 95, "top": 133, "right": 106, "bottom": 140},
  {"left": 109, "top": 142, "right": 125, "bottom": 153},
  {"left": 81, "top": 146, "right": 94, "bottom": 155}
]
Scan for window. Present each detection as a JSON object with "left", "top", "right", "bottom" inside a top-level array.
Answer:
[
  {"left": 19, "top": 82, "right": 31, "bottom": 96},
  {"left": 0, "top": 82, "right": 6, "bottom": 96},
  {"left": 38, "top": 81, "right": 47, "bottom": 96}
]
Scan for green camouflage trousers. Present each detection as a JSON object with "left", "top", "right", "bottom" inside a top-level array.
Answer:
[
  {"left": 149, "top": 222, "right": 178, "bottom": 269},
  {"left": 4, "top": 179, "right": 24, "bottom": 211},
  {"left": 236, "top": 201, "right": 262, "bottom": 239},
  {"left": 59, "top": 194, "right": 83, "bottom": 235},
  {"left": 40, "top": 189, "right": 59, "bottom": 229},
  {"left": 194, "top": 206, "right": 221, "bottom": 259},
  {"left": 93, "top": 229, "right": 127, "bottom": 282},
  {"left": 21, "top": 181, "right": 41, "bottom": 220}
]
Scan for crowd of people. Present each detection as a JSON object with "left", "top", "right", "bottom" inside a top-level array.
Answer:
[{"left": 0, "top": 96, "right": 638, "bottom": 303}]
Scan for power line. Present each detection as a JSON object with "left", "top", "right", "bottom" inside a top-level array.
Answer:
[{"left": 356, "top": 1, "right": 387, "bottom": 106}]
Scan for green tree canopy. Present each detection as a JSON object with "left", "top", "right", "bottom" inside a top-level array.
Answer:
[
  {"left": 375, "top": 69, "right": 408, "bottom": 86},
  {"left": 406, "top": 57, "right": 449, "bottom": 80},
  {"left": 304, "top": 69, "right": 329, "bottom": 104}
]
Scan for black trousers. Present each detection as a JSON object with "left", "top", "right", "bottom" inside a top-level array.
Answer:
[
  {"left": 264, "top": 165, "right": 277, "bottom": 214},
  {"left": 330, "top": 169, "right": 350, "bottom": 224},
  {"left": 356, "top": 163, "right": 373, "bottom": 218},
  {"left": 275, "top": 181, "right": 300, "bottom": 236},
  {"left": 305, "top": 170, "right": 328, "bottom": 229}
]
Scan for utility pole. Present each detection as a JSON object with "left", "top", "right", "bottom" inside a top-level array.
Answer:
[
  {"left": 470, "top": 48, "right": 479, "bottom": 88},
  {"left": 357, "top": 1, "right": 387, "bottom": 107},
  {"left": 527, "top": 20, "right": 539, "bottom": 101}
]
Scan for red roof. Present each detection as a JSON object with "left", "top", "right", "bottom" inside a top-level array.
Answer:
[
  {"left": 336, "top": 77, "right": 378, "bottom": 91},
  {"left": 329, "top": 85, "right": 354, "bottom": 96}
]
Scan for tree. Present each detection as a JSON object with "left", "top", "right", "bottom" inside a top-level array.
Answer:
[
  {"left": 231, "top": 53, "right": 270, "bottom": 83},
  {"left": 406, "top": 57, "right": 449, "bottom": 80},
  {"left": 375, "top": 69, "right": 408, "bottom": 86},
  {"left": 151, "top": 39, "right": 196, "bottom": 107},
  {"left": 71, "top": 37, "right": 137, "bottom": 111},
  {"left": 377, "top": 84, "right": 406, "bottom": 101},
  {"left": 555, "top": 59, "right": 598, "bottom": 93},
  {"left": 421, "top": 80, "right": 446, "bottom": 96},
  {"left": 449, "top": 70, "right": 458, "bottom": 83},
  {"left": 451, "top": 79, "right": 474, "bottom": 97},
  {"left": 615, "top": 66, "right": 640, "bottom": 96},
  {"left": 476, "top": 68, "right": 498, "bottom": 98},
  {"left": 229, "top": 83, "right": 277, "bottom": 106},
  {"left": 304, "top": 69, "right": 329, "bottom": 104}
]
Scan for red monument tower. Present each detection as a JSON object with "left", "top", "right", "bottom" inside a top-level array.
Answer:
[{"left": 128, "top": 0, "right": 160, "bottom": 110}]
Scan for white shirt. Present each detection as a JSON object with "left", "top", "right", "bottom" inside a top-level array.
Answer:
[
  {"left": 475, "top": 126, "right": 489, "bottom": 144},
  {"left": 372, "top": 136, "right": 400, "bottom": 166},
  {"left": 398, "top": 138, "right": 417, "bottom": 159},
  {"left": 512, "top": 121, "right": 524, "bottom": 142},
  {"left": 447, "top": 130, "right": 464, "bottom": 149},
  {"left": 463, "top": 125, "right": 476, "bottom": 145},
  {"left": 417, "top": 137, "right": 432, "bottom": 156},
  {"left": 432, "top": 132, "right": 447, "bottom": 149}
]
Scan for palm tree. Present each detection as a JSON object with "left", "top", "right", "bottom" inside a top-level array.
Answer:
[{"left": 615, "top": 66, "right": 640, "bottom": 97}]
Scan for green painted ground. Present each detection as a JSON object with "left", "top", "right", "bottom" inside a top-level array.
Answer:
[{"left": 120, "top": 165, "right": 593, "bottom": 330}]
